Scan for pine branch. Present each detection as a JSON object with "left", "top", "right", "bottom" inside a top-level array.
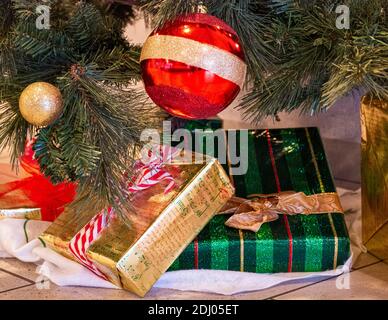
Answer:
[
  {"left": 65, "top": 2, "right": 108, "bottom": 52},
  {"left": 0, "top": 83, "right": 32, "bottom": 166},
  {"left": 92, "top": 0, "right": 138, "bottom": 27},
  {"left": 87, "top": 45, "right": 142, "bottom": 85},
  {"left": 323, "top": 33, "right": 388, "bottom": 105},
  {"left": 33, "top": 126, "right": 72, "bottom": 182},
  {"left": 139, "top": 0, "right": 198, "bottom": 27},
  {"left": 1, "top": 0, "right": 164, "bottom": 214},
  {"left": 34, "top": 69, "right": 163, "bottom": 210},
  {"left": 13, "top": 17, "right": 73, "bottom": 62},
  {"left": 205, "top": 0, "right": 275, "bottom": 81},
  {"left": 0, "top": 1, "right": 16, "bottom": 78},
  {"left": 1, "top": 0, "right": 14, "bottom": 36},
  {"left": 0, "top": 40, "right": 16, "bottom": 79},
  {"left": 239, "top": 0, "right": 388, "bottom": 121}
]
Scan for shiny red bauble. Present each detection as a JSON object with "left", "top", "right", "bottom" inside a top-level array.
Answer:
[{"left": 140, "top": 13, "right": 246, "bottom": 119}]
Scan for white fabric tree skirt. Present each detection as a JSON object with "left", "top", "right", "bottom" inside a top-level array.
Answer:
[{"left": 0, "top": 188, "right": 362, "bottom": 295}]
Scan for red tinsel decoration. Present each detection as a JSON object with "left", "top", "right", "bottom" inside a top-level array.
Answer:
[{"left": 0, "top": 141, "right": 77, "bottom": 222}]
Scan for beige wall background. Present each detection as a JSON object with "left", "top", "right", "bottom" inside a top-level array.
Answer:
[{"left": 125, "top": 17, "right": 361, "bottom": 184}]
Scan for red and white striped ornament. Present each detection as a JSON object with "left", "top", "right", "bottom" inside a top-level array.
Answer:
[{"left": 140, "top": 13, "right": 246, "bottom": 119}]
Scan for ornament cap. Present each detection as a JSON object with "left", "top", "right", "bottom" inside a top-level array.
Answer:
[{"left": 197, "top": 1, "right": 208, "bottom": 13}]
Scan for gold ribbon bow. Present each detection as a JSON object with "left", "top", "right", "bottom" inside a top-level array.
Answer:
[{"left": 218, "top": 192, "right": 343, "bottom": 232}]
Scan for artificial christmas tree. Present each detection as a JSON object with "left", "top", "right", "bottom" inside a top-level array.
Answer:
[
  {"left": 0, "top": 0, "right": 162, "bottom": 213},
  {"left": 1, "top": 1, "right": 386, "bottom": 213}
]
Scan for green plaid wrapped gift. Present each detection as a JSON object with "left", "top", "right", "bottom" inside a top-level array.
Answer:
[{"left": 170, "top": 127, "right": 350, "bottom": 273}]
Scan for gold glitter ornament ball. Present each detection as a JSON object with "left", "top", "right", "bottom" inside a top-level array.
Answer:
[{"left": 19, "top": 82, "right": 64, "bottom": 127}]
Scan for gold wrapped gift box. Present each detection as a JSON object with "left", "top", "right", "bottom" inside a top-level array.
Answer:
[
  {"left": 41, "top": 151, "right": 234, "bottom": 297},
  {"left": 0, "top": 208, "right": 41, "bottom": 220},
  {"left": 361, "top": 96, "right": 388, "bottom": 259}
]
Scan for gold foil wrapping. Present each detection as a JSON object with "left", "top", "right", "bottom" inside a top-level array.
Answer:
[
  {"left": 41, "top": 153, "right": 234, "bottom": 296},
  {"left": 361, "top": 96, "right": 388, "bottom": 259},
  {"left": 0, "top": 208, "right": 41, "bottom": 220},
  {"left": 41, "top": 207, "right": 98, "bottom": 260}
]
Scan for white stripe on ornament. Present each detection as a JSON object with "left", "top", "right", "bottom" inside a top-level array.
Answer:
[{"left": 140, "top": 35, "right": 246, "bottom": 87}]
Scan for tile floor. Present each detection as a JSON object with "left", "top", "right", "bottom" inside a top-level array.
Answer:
[{"left": 0, "top": 252, "right": 387, "bottom": 300}]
